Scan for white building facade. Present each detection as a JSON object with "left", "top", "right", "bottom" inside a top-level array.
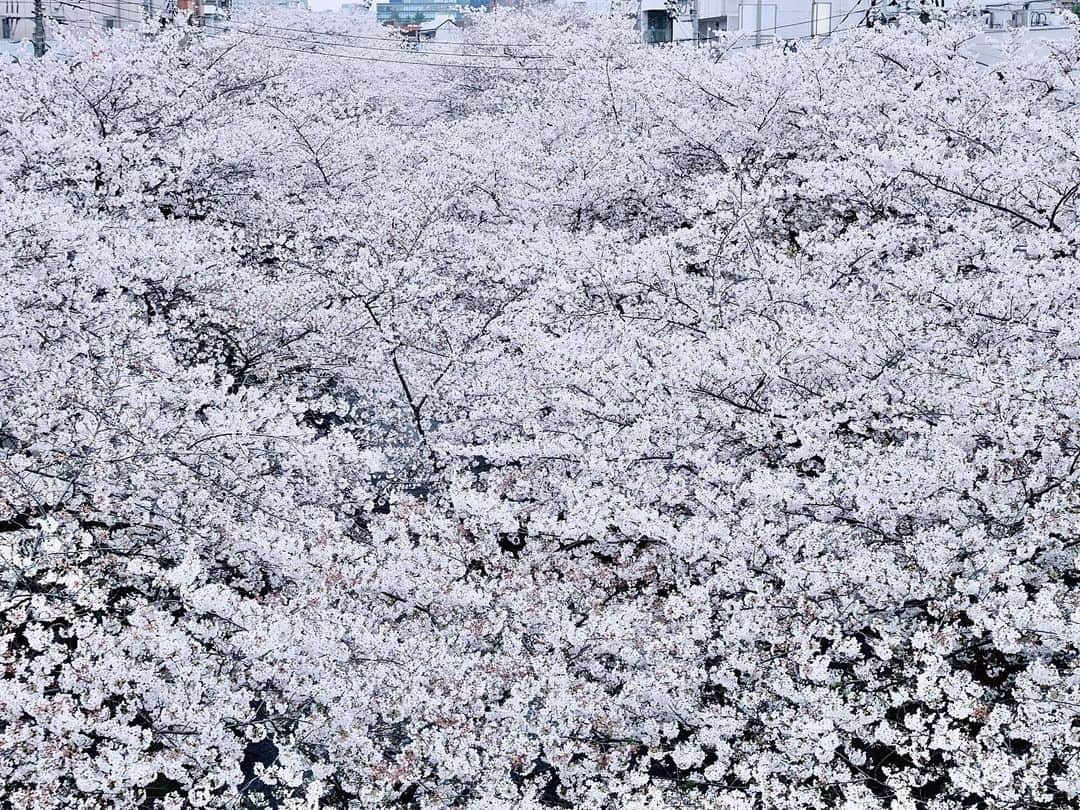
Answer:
[
  {"left": 735, "top": 0, "right": 872, "bottom": 40},
  {"left": 634, "top": 0, "right": 1073, "bottom": 44},
  {"left": 636, "top": 0, "right": 875, "bottom": 43}
]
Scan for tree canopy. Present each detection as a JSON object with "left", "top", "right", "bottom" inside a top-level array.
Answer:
[{"left": 1, "top": 11, "right": 1079, "bottom": 809}]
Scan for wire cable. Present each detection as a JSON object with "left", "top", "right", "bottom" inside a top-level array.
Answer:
[
  {"left": 56, "top": 1, "right": 146, "bottom": 26},
  {"left": 59, "top": 0, "right": 160, "bottom": 13},
  {"left": 242, "top": 39, "right": 568, "bottom": 70},
  {"left": 51, "top": 0, "right": 876, "bottom": 58},
  {"left": 210, "top": 13, "right": 872, "bottom": 70},
  {"left": 205, "top": 22, "right": 560, "bottom": 59},
  {"left": 727, "top": 16, "right": 872, "bottom": 49},
  {"left": 650, "top": 5, "right": 874, "bottom": 45},
  {"left": 235, "top": 5, "right": 872, "bottom": 51},
  {"left": 47, "top": 0, "right": 876, "bottom": 69},
  {"left": 224, "top": 16, "right": 556, "bottom": 48},
  {"left": 56, "top": 0, "right": 158, "bottom": 23},
  {"left": 50, "top": 0, "right": 566, "bottom": 69}
]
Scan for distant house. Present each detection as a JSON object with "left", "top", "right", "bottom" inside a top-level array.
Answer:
[
  {"left": 396, "top": 14, "right": 462, "bottom": 48},
  {"left": 418, "top": 14, "right": 461, "bottom": 41}
]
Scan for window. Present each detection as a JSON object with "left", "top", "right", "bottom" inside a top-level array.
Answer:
[
  {"left": 740, "top": 4, "right": 777, "bottom": 35},
  {"left": 811, "top": 2, "right": 831, "bottom": 36},
  {"left": 643, "top": 10, "right": 672, "bottom": 43},
  {"left": 1, "top": 17, "right": 13, "bottom": 39},
  {"left": 697, "top": 16, "right": 727, "bottom": 40}
]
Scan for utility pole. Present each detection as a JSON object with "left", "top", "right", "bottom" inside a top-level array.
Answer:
[{"left": 32, "top": 0, "right": 46, "bottom": 56}]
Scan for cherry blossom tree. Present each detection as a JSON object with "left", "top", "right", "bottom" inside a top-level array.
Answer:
[{"left": 1, "top": 8, "right": 1079, "bottom": 809}]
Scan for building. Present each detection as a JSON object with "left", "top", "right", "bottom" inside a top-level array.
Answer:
[
  {"left": 977, "top": 0, "right": 1069, "bottom": 28},
  {"left": 637, "top": 0, "right": 875, "bottom": 43},
  {"left": 737, "top": 0, "right": 873, "bottom": 41},
  {"left": 375, "top": 0, "right": 486, "bottom": 27},
  {"left": 395, "top": 13, "right": 463, "bottom": 46},
  {"left": 376, "top": 0, "right": 460, "bottom": 26}
]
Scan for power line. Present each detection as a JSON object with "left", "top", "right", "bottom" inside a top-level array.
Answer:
[
  {"left": 733, "top": 17, "right": 871, "bottom": 48},
  {"left": 47, "top": 0, "right": 875, "bottom": 56},
  {"left": 651, "top": 6, "right": 874, "bottom": 46},
  {"left": 204, "top": 23, "right": 560, "bottom": 60},
  {"left": 43, "top": 0, "right": 875, "bottom": 71},
  {"left": 211, "top": 13, "right": 869, "bottom": 71},
  {"left": 209, "top": 11, "right": 864, "bottom": 66},
  {"left": 49, "top": 0, "right": 556, "bottom": 68},
  {"left": 60, "top": 0, "right": 157, "bottom": 12},
  {"left": 55, "top": 11, "right": 145, "bottom": 29},
  {"left": 242, "top": 39, "right": 568, "bottom": 71},
  {"left": 57, "top": 0, "right": 152, "bottom": 21},
  {"left": 55, "top": 1, "right": 565, "bottom": 57},
  {"left": 224, "top": 17, "right": 555, "bottom": 48}
]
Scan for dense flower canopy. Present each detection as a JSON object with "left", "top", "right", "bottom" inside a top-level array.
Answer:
[{"left": 1, "top": 9, "right": 1079, "bottom": 809}]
